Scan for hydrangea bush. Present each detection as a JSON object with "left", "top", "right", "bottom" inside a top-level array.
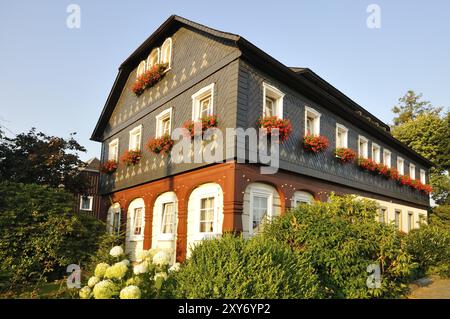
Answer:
[{"left": 78, "top": 246, "right": 177, "bottom": 299}]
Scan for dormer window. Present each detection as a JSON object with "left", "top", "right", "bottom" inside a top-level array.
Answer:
[
  {"left": 146, "top": 48, "right": 160, "bottom": 70},
  {"left": 192, "top": 84, "right": 214, "bottom": 120},
  {"left": 305, "top": 107, "right": 321, "bottom": 136},
  {"left": 161, "top": 38, "right": 172, "bottom": 68},
  {"left": 358, "top": 135, "right": 368, "bottom": 158},
  {"left": 136, "top": 61, "right": 146, "bottom": 78},
  {"left": 372, "top": 143, "right": 381, "bottom": 163},
  {"left": 263, "top": 83, "right": 284, "bottom": 118}
]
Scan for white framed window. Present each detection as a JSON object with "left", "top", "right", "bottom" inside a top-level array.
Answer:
[
  {"left": 420, "top": 169, "right": 426, "bottom": 184},
  {"left": 379, "top": 207, "right": 387, "bottom": 223},
  {"left": 192, "top": 83, "right": 214, "bottom": 120},
  {"left": 199, "top": 196, "right": 216, "bottom": 234},
  {"left": 161, "top": 202, "right": 176, "bottom": 235},
  {"left": 263, "top": 83, "right": 284, "bottom": 118},
  {"left": 146, "top": 48, "right": 160, "bottom": 70},
  {"left": 372, "top": 143, "right": 381, "bottom": 163},
  {"left": 292, "top": 191, "right": 314, "bottom": 207},
  {"left": 395, "top": 210, "right": 402, "bottom": 231},
  {"left": 249, "top": 189, "right": 273, "bottom": 236},
  {"left": 161, "top": 38, "right": 172, "bottom": 69},
  {"left": 407, "top": 212, "right": 414, "bottom": 232},
  {"left": 155, "top": 108, "right": 172, "bottom": 137},
  {"left": 132, "top": 207, "right": 144, "bottom": 237},
  {"left": 383, "top": 149, "right": 391, "bottom": 168},
  {"left": 410, "top": 164, "right": 416, "bottom": 179},
  {"left": 80, "top": 195, "right": 93, "bottom": 211},
  {"left": 305, "top": 106, "right": 321, "bottom": 136},
  {"left": 336, "top": 124, "right": 348, "bottom": 148},
  {"left": 108, "top": 138, "right": 119, "bottom": 161},
  {"left": 107, "top": 203, "right": 121, "bottom": 235},
  {"left": 129, "top": 125, "right": 142, "bottom": 151},
  {"left": 397, "top": 157, "right": 405, "bottom": 175},
  {"left": 358, "top": 135, "right": 369, "bottom": 158},
  {"left": 136, "top": 61, "right": 146, "bottom": 78}
]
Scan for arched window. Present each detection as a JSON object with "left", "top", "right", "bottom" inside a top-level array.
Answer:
[
  {"left": 292, "top": 191, "right": 314, "bottom": 207},
  {"left": 136, "top": 60, "right": 146, "bottom": 78},
  {"left": 106, "top": 203, "right": 121, "bottom": 234},
  {"left": 146, "top": 48, "right": 160, "bottom": 71},
  {"left": 161, "top": 38, "right": 172, "bottom": 68},
  {"left": 125, "top": 198, "right": 146, "bottom": 261},
  {"left": 152, "top": 192, "right": 178, "bottom": 242}
]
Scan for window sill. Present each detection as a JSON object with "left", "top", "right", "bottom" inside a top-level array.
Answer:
[{"left": 158, "top": 233, "right": 175, "bottom": 241}]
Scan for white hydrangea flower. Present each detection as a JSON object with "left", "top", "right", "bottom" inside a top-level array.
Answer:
[
  {"left": 133, "top": 262, "right": 148, "bottom": 275},
  {"left": 169, "top": 262, "right": 181, "bottom": 272},
  {"left": 153, "top": 250, "right": 171, "bottom": 266},
  {"left": 109, "top": 246, "right": 124, "bottom": 257},
  {"left": 79, "top": 286, "right": 92, "bottom": 299},
  {"left": 138, "top": 249, "right": 158, "bottom": 262},
  {"left": 87, "top": 276, "right": 100, "bottom": 288},
  {"left": 120, "top": 259, "right": 130, "bottom": 267},
  {"left": 104, "top": 262, "right": 128, "bottom": 280},
  {"left": 94, "top": 262, "right": 110, "bottom": 278},
  {"left": 119, "top": 285, "right": 141, "bottom": 299},
  {"left": 92, "top": 280, "right": 118, "bottom": 299}
]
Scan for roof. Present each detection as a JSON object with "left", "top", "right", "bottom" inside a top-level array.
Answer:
[
  {"left": 82, "top": 157, "right": 100, "bottom": 171},
  {"left": 90, "top": 15, "right": 433, "bottom": 168}
]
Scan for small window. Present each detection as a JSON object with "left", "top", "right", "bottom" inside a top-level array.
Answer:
[
  {"left": 336, "top": 124, "right": 348, "bottom": 148},
  {"left": 161, "top": 38, "right": 172, "bottom": 68},
  {"left": 397, "top": 157, "right": 405, "bottom": 175},
  {"left": 108, "top": 138, "right": 119, "bottom": 161},
  {"left": 305, "top": 107, "right": 321, "bottom": 136},
  {"left": 263, "top": 83, "right": 284, "bottom": 118},
  {"left": 379, "top": 207, "right": 387, "bottom": 223},
  {"left": 407, "top": 212, "right": 414, "bottom": 232},
  {"left": 383, "top": 149, "right": 391, "bottom": 168},
  {"left": 372, "top": 143, "right": 381, "bottom": 163},
  {"left": 395, "top": 210, "right": 402, "bottom": 231},
  {"left": 199, "top": 197, "right": 215, "bottom": 233},
  {"left": 292, "top": 191, "right": 314, "bottom": 207},
  {"left": 420, "top": 169, "right": 426, "bottom": 184},
  {"left": 155, "top": 108, "right": 172, "bottom": 137},
  {"left": 161, "top": 202, "right": 176, "bottom": 234},
  {"left": 192, "top": 84, "right": 214, "bottom": 120},
  {"left": 146, "top": 48, "right": 160, "bottom": 70},
  {"left": 133, "top": 207, "right": 144, "bottom": 236},
  {"left": 410, "top": 164, "right": 416, "bottom": 180},
  {"left": 136, "top": 61, "right": 146, "bottom": 78},
  {"left": 251, "top": 194, "right": 270, "bottom": 233},
  {"left": 358, "top": 136, "right": 369, "bottom": 158},
  {"left": 80, "top": 195, "right": 93, "bottom": 211},
  {"left": 129, "top": 125, "right": 142, "bottom": 151}
]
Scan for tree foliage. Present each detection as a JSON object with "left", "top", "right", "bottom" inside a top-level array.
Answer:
[
  {"left": 0, "top": 128, "right": 88, "bottom": 193},
  {"left": 391, "top": 90, "right": 441, "bottom": 127}
]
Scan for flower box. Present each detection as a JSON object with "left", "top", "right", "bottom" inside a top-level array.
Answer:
[
  {"left": 357, "top": 157, "right": 378, "bottom": 172},
  {"left": 147, "top": 134, "right": 174, "bottom": 155},
  {"left": 100, "top": 160, "right": 118, "bottom": 174},
  {"left": 411, "top": 180, "right": 432, "bottom": 194},
  {"left": 303, "top": 134, "right": 329, "bottom": 153},
  {"left": 258, "top": 116, "right": 293, "bottom": 143},
  {"left": 120, "top": 150, "right": 142, "bottom": 166},
  {"left": 132, "top": 63, "right": 168, "bottom": 96},
  {"left": 334, "top": 147, "right": 356, "bottom": 163},
  {"left": 183, "top": 115, "right": 218, "bottom": 138}
]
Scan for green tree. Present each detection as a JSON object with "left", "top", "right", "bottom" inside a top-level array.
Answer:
[
  {"left": 391, "top": 90, "right": 441, "bottom": 126},
  {"left": 0, "top": 128, "right": 88, "bottom": 193}
]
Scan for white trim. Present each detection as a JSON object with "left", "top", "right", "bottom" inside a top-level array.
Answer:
[
  {"left": 108, "top": 138, "right": 119, "bottom": 161},
  {"left": 249, "top": 187, "right": 273, "bottom": 236},
  {"left": 335, "top": 123, "right": 348, "bottom": 148},
  {"left": 155, "top": 108, "right": 172, "bottom": 138},
  {"left": 161, "top": 37, "right": 173, "bottom": 69},
  {"left": 136, "top": 61, "right": 146, "bottom": 78},
  {"left": 304, "top": 106, "right": 321, "bottom": 136},
  {"left": 129, "top": 125, "right": 143, "bottom": 151},
  {"left": 397, "top": 156, "right": 405, "bottom": 175},
  {"left": 372, "top": 143, "right": 381, "bottom": 163},
  {"left": 383, "top": 149, "right": 392, "bottom": 168},
  {"left": 191, "top": 83, "right": 215, "bottom": 120},
  {"left": 79, "top": 195, "right": 93, "bottom": 211},
  {"left": 129, "top": 199, "right": 145, "bottom": 241},
  {"left": 292, "top": 191, "right": 314, "bottom": 207},
  {"left": 262, "top": 82, "right": 284, "bottom": 118},
  {"left": 146, "top": 48, "right": 160, "bottom": 70},
  {"left": 107, "top": 203, "right": 121, "bottom": 235},
  {"left": 420, "top": 169, "right": 426, "bottom": 184},
  {"left": 409, "top": 164, "right": 416, "bottom": 179},
  {"left": 358, "top": 135, "right": 369, "bottom": 158}
]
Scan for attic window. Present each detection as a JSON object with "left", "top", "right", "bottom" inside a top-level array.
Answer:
[
  {"left": 358, "top": 135, "right": 368, "bottom": 158},
  {"left": 146, "top": 48, "right": 160, "bottom": 70},
  {"left": 161, "top": 38, "right": 172, "bottom": 68},
  {"left": 136, "top": 61, "right": 146, "bottom": 78}
]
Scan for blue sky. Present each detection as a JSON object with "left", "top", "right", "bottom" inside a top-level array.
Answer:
[{"left": 1, "top": 0, "right": 449, "bottom": 161}]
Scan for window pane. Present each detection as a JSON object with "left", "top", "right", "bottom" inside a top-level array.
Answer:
[
  {"left": 265, "top": 97, "right": 275, "bottom": 117},
  {"left": 134, "top": 208, "right": 142, "bottom": 235},
  {"left": 252, "top": 195, "right": 268, "bottom": 231},
  {"left": 200, "top": 96, "right": 211, "bottom": 118},
  {"left": 161, "top": 203, "right": 174, "bottom": 234},
  {"left": 200, "top": 197, "right": 215, "bottom": 233}
]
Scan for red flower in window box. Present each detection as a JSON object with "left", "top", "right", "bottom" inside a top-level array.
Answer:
[
  {"left": 132, "top": 63, "right": 168, "bottom": 96},
  {"left": 357, "top": 157, "right": 378, "bottom": 172},
  {"left": 100, "top": 160, "right": 118, "bottom": 174},
  {"left": 147, "top": 134, "right": 174, "bottom": 155},
  {"left": 376, "top": 163, "right": 391, "bottom": 178},
  {"left": 411, "top": 180, "right": 432, "bottom": 194},
  {"left": 303, "top": 134, "right": 329, "bottom": 153},
  {"left": 120, "top": 150, "right": 142, "bottom": 166},
  {"left": 258, "top": 116, "right": 293, "bottom": 143},
  {"left": 398, "top": 175, "right": 413, "bottom": 187},
  {"left": 334, "top": 147, "right": 356, "bottom": 163},
  {"left": 389, "top": 168, "right": 400, "bottom": 181},
  {"left": 183, "top": 115, "right": 219, "bottom": 138}
]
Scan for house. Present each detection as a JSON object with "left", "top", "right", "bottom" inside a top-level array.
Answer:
[
  {"left": 75, "top": 157, "right": 101, "bottom": 218},
  {"left": 91, "top": 15, "right": 432, "bottom": 262}
]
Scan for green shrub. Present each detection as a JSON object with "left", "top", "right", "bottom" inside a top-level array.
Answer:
[
  {"left": 170, "top": 234, "right": 323, "bottom": 299},
  {"left": 263, "top": 194, "right": 415, "bottom": 298},
  {"left": 405, "top": 224, "right": 450, "bottom": 278},
  {"left": 0, "top": 182, "right": 106, "bottom": 286}
]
